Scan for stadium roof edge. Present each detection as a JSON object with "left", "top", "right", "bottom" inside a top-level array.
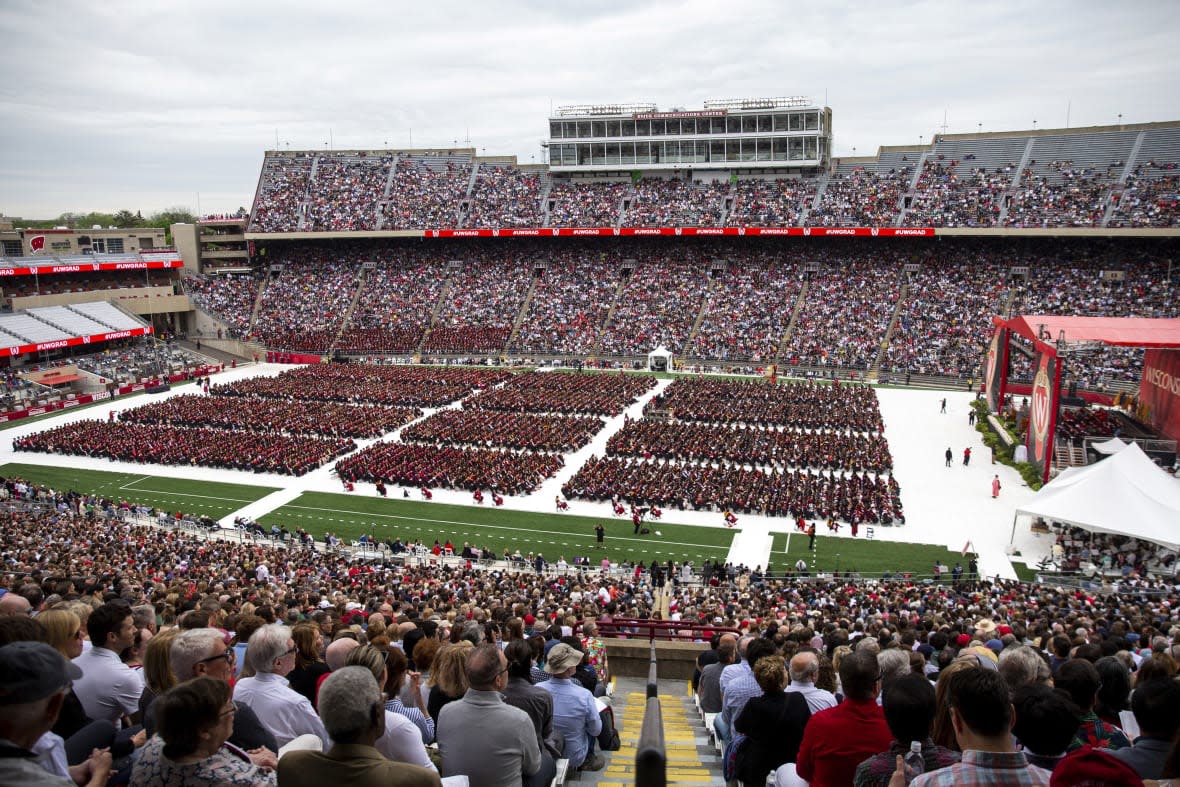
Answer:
[{"left": 936, "top": 119, "right": 1180, "bottom": 142}]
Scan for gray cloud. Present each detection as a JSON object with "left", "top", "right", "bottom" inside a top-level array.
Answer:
[{"left": 0, "top": 0, "right": 1176, "bottom": 217}]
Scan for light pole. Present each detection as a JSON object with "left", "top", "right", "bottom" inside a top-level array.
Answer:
[{"left": 978, "top": 122, "right": 982, "bottom": 134}]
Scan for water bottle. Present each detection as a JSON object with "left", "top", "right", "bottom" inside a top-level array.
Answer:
[{"left": 904, "top": 740, "right": 924, "bottom": 783}]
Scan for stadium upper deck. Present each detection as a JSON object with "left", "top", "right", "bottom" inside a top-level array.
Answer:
[{"left": 245, "top": 120, "right": 1180, "bottom": 236}]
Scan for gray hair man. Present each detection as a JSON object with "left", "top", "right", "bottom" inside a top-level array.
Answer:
[
  {"left": 277, "top": 667, "right": 440, "bottom": 787},
  {"left": 538, "top": 642, "right": 603, "bottom": 772},
  {"left": 232, "top": 624, "right": 329, "bottom": 749},
  {"left": 438, "top": 643, "right": 543, "bottom": 787}
]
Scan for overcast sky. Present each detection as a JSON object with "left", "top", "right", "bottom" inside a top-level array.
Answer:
[{"left": 1, "top": 0, "right": 1177, "bottom": 219}]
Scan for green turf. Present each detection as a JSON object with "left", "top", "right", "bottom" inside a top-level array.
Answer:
[
  {"left": 0, "top": 462, "right": 278, "bottom": 520},
  {"left": 767, "top": 531, "right": 970, "bottom": 579},
  {"left": 259, "top": 491, "right": 738, "bottom": 567}
]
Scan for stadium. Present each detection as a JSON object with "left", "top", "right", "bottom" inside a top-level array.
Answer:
[{"left": 2, "top": 91, "right": 1180, "bottom": 786}]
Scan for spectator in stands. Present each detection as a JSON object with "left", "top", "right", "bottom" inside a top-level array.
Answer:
[
  {"left": 906, "top": 668, "right": 1050, "bottom": 786},
  {"left": 0, "top": 641, "right": 112, "bottom": 787},
  {"left": 71, "top": 600, "right": 143, "bottom": 726},
  {"left": 1054, "top": 658, "right": 1131, "bottom": 752},
  {"left": 539, "top": 643, "right": 603, "bottom": 772},
  {"left": 277, "top": 667, "right": 441, "bottom": 787},
  {"left": 1011, "top": 684, "right": 1082, "bottom": 773},
  {"left": 1111, "top": 679, "right": 1180, "bottom": 779},
  {"left": 343, "top": 644, "right": 438, "bottom": 771},
  {"left": 855, "top": 673, "right": 961, "bottom": 787},
  {"left": 733, "top": 653, "right": 810, "bottom": 785},
  {"left": 796, "top": 649, "right": 892, "bottom": 787},
  {"left": 438, "top": 643, "right": 542, "bottom": 787},
  {"left": 232, "top": 624, "right": 329, "bottom": 750}
]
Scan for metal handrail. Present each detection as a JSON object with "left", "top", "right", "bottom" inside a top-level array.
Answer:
[{"left": 635, "top": 643, "right": 666, "bottom": 787}]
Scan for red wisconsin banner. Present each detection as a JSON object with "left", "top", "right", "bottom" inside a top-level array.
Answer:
[
  {"left": 1140, "top": 349, "right": 1180, "bottom": 443},
  {"left": 0, "top": 258, "right": 183, "bottom": 277}
]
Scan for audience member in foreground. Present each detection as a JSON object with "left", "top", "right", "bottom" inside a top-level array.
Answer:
[
  {"left": 0, "top": 641, "right": 111, "bottom": 787},
  {"left": 232, "top": 624, "right": 330, "bottom": 750},
  {"left": 437, "top": 643, "right": 543, "bottom": 787},
  {"left": 539, "top": 642, "right": 603, "bottom": 772},
  {"left": 130, "top": 677, "right": 275, "bottom": 786},
  {"left": 899, "top": 668, "right": 1050, "bottom": 786},
  {"left": 855, "top": 673, "right": 960, "bottom": 787},
  {"left": 277, "top": 666, "right": 441, "bottom": 787},
  {"left": 797, "top": 649, "right": 892, "bottom": 787}
]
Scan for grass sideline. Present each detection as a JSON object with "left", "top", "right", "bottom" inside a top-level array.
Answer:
[
  {"left": 259, "top": 491, "right": 738, "bottom": 567},
  {"left": 0, "top": 462, "right": 278, "bottom": 521},
  {"left": 768, "top": 531, "right": 967, "bottom": 578}
]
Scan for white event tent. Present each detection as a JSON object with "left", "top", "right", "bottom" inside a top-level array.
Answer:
[{"left": 1013, "top": 442, "right": 1180, "bottom": 550}]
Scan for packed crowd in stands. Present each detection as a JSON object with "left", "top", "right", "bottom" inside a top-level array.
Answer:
[
  {"left": 728, "top": 177, "right": 817, "bottom": 226},
  {"left": 2, "top": 472, "right": 1180, "bottom": 786},
  {"left": 811, "top": 167, "right": 910, "bottom": 227},
  {"left": 1055, "top": 407, "right": 1125, "bottom": 441},
  {"left": 337, "top": 443, "right": 564, "bottom": 495},
  {"left": 510, "top": 253, "right": 620, "bottom": 355},
  {"left": 253, "top": 254, "right": 361, "bottom": 352},
  {"left": 384, "top": 158, "right": 470, "bottom": 230},
  {"left": 401, "top": 409, "right": 603, "bottom": 453},
  {"left": 423, "top": 255, "right": 534, "bottom": 354},
  {"left": 606, "top": 420, "right": 895, "bottom": 474},
  {"left": 117, "top": 394, "right": 420, "bottom": 440},
  {"left": 547, "top": 181, "right": 629, "bottom": 226},
  {"left": 185, "top": 238, "right": 1180, "bottom": 387},
  {"left": 597, "top": 256, "right": 710, "bottom": 355},
  {"left": 1049, "top": 523, "right": 1178, "bottom": 580},
  {"left": 1004, "top": 162, "right": 1116, "bottom": 228},
  {"left": 468, "top": 371, "right": 655, "bottom": 416},
  {"left": 465, "top": 165, "right": 544, "bottom": 228},
  {"left": 783, "top": 255, "right": 903, "bottom": 370},
  {"left": 903, "top": 160, "right": 1009, "bottom": 227},
  {"left": 880, "top": 261, "right": 1009, "bottom": 378},
  {"left": 564, "top": 455, "right": 903, "bottom": 523},
  {"left": 305, "top": 155, "right": 393, "bottom": 232},
  {"left": 621, "top": 178, "right": 727, "bottom": 227},
  {"left": 652, "top": 377, "right": 886, "bottom": 433},
  {"left": 214, "top": 365, "right": 511, "bottom": 408},
  {"left": 249, "top": 155, "right": 313, "bottom": 232},
  {"left": 1110, "top": 167, "right": 1180, "bottom": 228},
  {"left": 13, "top": 420, "right": 355, "bottom": 476},
  {"left": 688, "top": 258, "right": 800, "bottom": 361},
  {"left": 184, "top": 273, "right": 258, "bottom": 338}
]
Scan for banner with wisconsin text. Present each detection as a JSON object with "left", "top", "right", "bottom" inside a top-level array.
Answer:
[
  {"left": 984, "top": 326, "right": 1007, "bottom": 413},
  {"left": 1026, "top": 348, "right": 1060, "bottom": 484},
  {"left": 1140, "top": 349, "right": 1180, "bottom": 443}
]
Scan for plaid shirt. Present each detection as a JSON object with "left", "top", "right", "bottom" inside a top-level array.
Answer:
[
  {"left": 854, "top": 740, "right": 961, "bottom": 787},
  {"left": 911, "top": 750, "right": 1050, "bottom": 786}
]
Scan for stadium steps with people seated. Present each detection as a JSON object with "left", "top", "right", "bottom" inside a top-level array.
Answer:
[
  {"left": 248, "top": 278, "right": 268, "bottom": 334},
  {"left": 871, "top": 281, "right": 909, "bottom": 378},
  {"left": 416, "top": 275, "right": 456, "bottom": 354},
  {"left": 807, "top": 174, "right": 828, "bottom": 218},
  {"left": 684, "top": 278, "right": 720, "bottom": 351},
  {"left": 998, "top": 138, "right": 1037, "bottom": 225},
  {"left": 572, "top": 679, "right": 720, "bottom": 787},
  {"left": 506, "top": 274, "right": 540, "bottom": 351},
  {"left": 592, "top": 276, "right": 631, "bottom": 357},
  {"left": 329, "top": 267, "right": 369, "bottom": 352},
  {"left": 774, "top": 279, "right": 810, "bottom": 362}
]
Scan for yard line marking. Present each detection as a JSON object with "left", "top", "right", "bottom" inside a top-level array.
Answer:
[{"left": 110, "top": 488, "right": 261, "bottom": 504}]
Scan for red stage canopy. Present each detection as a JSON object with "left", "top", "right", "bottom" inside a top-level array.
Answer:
[{"left": 1002, "top": 316, "right": 1180, "bottom": 349}]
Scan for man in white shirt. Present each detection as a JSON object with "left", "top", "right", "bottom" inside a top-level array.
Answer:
[
  {"left": 71, "top": 601, "right": 143, "bottom": 724},
  {"left": 232, "top": 624, "right": 330, "bottom": 749},
  {"left": 785, "top": 651, "right": 838, "bottom": 713}
]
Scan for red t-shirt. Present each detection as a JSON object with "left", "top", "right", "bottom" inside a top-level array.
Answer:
[{"left": 796, "top": 697, "right": 892, "bottom": 787}]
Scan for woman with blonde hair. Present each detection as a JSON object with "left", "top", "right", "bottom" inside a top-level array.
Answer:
[
  {"left": 427, "top": 640, "right": 473, "bottom": 726},
  {"left": 344, "top": 644, "right": 438, "bottom": 772},
  {"left": 140, "top": 627, "right": 182, "bottom": 718},
  {"left": 39, "top": 608, "right": 85, "bottom": 660}
]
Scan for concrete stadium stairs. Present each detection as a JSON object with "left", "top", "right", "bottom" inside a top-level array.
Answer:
[{"left": 571, "top": 677, "right": 722, "bottom": 787}]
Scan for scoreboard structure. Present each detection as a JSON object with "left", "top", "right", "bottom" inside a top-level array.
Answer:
[{"left": 545, "top": 97, "right": 831, "bottom": 174}]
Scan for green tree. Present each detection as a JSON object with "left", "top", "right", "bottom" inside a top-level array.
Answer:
[{"left": 113, "top": 210, "right": 141, "bottom": 228}]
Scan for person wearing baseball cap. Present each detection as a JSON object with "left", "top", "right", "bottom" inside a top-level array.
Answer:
[
  {"left": 0, "top": 641, "right": 112, "bottom": 787},
  {"left": 538, "top": 643, "right": 603, "bottom": 772}
]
